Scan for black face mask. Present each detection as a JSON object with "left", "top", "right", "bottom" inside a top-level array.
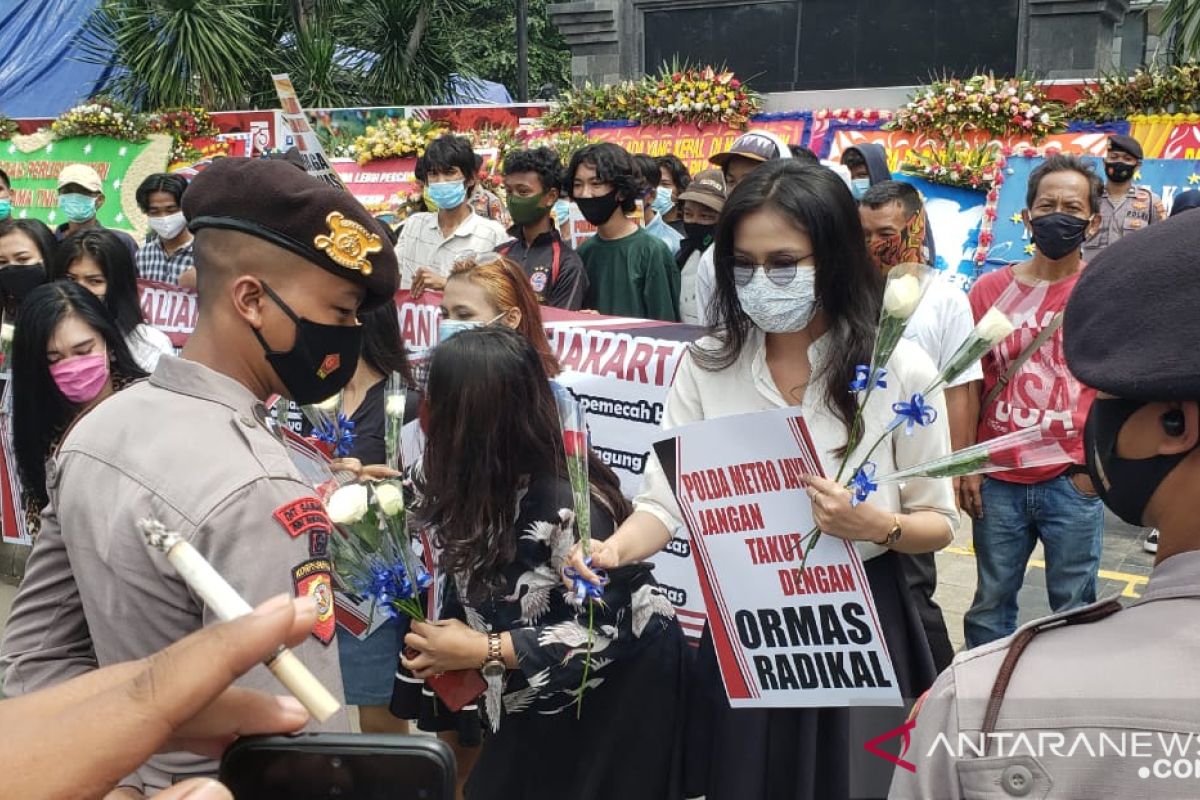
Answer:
[
  {"left": 1030, "top": 212, "right": 1090, "bottom": 261},
  {"left": 1105, "top": 162, "right": 1136, "bottom": 184},
  {"left": 683, "top": 221, "right": 715, "bottom": 249},
  {"left": 252, "top": 282, "right": 362, "bottom": 406},
  {"left": 0, "top": 263, "right": 46, "bottom": 302},
  {"left": 574, "top": 193, "right": 620, "bottom": 226},
  {"left": 1084, "top": 398, "right": 1192, "bottom": 527}
]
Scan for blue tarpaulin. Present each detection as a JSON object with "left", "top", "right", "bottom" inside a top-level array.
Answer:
[{"left": 0, "top": 0, "right": 109, "bottom": 118}]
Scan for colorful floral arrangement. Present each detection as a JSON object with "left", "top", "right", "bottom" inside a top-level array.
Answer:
[
  {"left": 642, "top": 65, "right": 761, "bottom": 127},
  {"left": 890, "top": 74, "right": 1065, "bottom": 139},
  {"left": 543, "top": 66, "right": 760, "bottom": 129},
  {"left": 1072, "top": 63, "right": 1200, "bottom": 121},
  {"left": 542, "top": 81, "right": 647, "bottom": 130},
  {"left": 350, "top": 117, "right": 446, "bottom": 166},
  {"left": 0, "top": 114, "right": 18, "bottom": 142},
  {"left": 147, "top": 107, "right": 218, "bottom": 163},
  {"left": 900, "top": 140, "right": 1004, "bottom": 192},
  {"left": 51, "top": 98, "right": 147, "bottom": 142}
]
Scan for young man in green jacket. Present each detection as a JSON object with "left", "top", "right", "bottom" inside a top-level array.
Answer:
[{"left": 568, "top": 143, "right": 680, "bottom": 322}]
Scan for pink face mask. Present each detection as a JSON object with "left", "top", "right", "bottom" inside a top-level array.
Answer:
[{"left": 49, "top": 352, "right": 110, "bottom": 404}]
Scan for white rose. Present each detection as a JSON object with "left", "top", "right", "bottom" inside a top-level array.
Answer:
[
  {"left": 883, "top": 274, "right": 922, "bottom": 320},
  {"left": 327, "top": 484, "right": 369, "bottom": 525},
  {"left": 385, "top": 394, "right": 405, "bottom": 418},
  {"left": 314, "top": 394, "right": 340, "bottom": 413},
  {"left": 0, "top": 324, "right": 14, "bottom": 344},
  {"left": 374, "top": 482, "right": 404, "bottom": 516},
  {"left": 976, "top": 307, "right": 1015, "bottom": 344}
]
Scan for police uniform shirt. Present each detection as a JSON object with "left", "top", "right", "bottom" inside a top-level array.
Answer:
[
  {"left": 1082, "top": 183, "right": 1165, "bottom": 262},
  {"left": 891, "top": 550, "right": 1200, "bottom": 799},
  {"left": 0, "top": 355, "right": 348, "bottom": 792}
]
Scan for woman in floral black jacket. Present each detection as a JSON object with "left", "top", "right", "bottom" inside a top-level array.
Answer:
[{"left": 401, "top": 326, "right": 687, "bottom": 800}]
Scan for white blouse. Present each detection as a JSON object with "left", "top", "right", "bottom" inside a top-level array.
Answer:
[{"left": 634, "top": 328, "right": 959, "bottom": 562}]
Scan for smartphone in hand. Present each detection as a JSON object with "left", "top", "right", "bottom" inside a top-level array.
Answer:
[{"left": 220, "top": 734, "right": 455, "bottom": 800}]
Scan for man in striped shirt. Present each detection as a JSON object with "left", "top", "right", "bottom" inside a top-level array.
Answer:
[{"left": 134, "top": 173, "right": 195, "bottom": 286}]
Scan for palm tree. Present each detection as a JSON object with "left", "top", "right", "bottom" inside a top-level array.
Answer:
[
  {"left": 77, "top": 0, "right": 270, "bottom": 111},
  {"left": 1164, "top": 0, "right": 1200, "bottom": 60}
]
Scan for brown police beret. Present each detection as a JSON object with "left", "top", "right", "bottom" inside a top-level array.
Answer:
[
  {"left": 183, "top": 155, "right": 399, "bottom": 310},
  {"left": 1064, "top": 211, "right": 1200, "bottom": 400}
]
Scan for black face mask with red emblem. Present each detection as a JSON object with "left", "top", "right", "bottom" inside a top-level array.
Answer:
[{"left": 252, "top": 281, "right": 362, "bottom": 405}]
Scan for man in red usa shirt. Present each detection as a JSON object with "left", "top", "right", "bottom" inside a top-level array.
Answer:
[{"left": 959, "top": 154, "right": 1106, "bottom": 649}]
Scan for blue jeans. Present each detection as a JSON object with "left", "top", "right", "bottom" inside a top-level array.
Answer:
[{"left": 964, "top": 474, "right": 1105, "bottom": 649}]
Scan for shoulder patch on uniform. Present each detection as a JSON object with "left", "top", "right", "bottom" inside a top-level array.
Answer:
[
  {"left": 274, "top": 497, "right": 332, "bottom": 539},
  {"left": 293, "top": 558, "right": 336, "bottom": 645}
]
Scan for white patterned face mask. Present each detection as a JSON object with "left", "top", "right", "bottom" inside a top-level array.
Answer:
[{"left": 735, "top": 267, "right": 818, "bottom": 333}]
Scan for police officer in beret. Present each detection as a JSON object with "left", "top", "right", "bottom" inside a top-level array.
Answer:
[
  {"left": 891, "top": 211, "right": 1200, "bottom": 799},
  {"left": 1082, "top": 134, "right": 1166, "bottom": 265},
  {"left": 0, "top": 155, "right": 398, "bottom": 794}
]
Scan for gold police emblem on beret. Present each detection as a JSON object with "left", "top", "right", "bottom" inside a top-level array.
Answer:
[{"left": 314, "top": 211, "right": 383, "bottom": 276}]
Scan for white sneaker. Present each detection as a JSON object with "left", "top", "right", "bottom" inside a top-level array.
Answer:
[{"left": 1144, "top": 529, "right": 1159, "bottom": 554}]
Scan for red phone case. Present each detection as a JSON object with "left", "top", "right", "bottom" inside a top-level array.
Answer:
[{"left": 426, "top": 667, "right": 487, "bottom": 712}]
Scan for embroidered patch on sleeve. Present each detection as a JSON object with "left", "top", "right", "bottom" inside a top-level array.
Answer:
[
  {"left": 274, "top": 497, "right": 333, "bottom": 540},
  {"left": 293, "top": 558, "right": 336, "bottom": 645}
]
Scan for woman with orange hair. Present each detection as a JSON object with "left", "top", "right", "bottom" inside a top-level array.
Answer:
[{"left": 437, "top": 252, "right": 561, "bottom": 378}]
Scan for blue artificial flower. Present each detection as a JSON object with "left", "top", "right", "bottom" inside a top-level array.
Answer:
[
  {"left": 563, "top": 557, "right": 606, "bottom": 605},
  {"left": 312, "top": 414, "right": 357, "bottom": 457},
  {"left": 890, "top": 393, "right": 938, "bottom": 435},
  {"left": 849, "top": 463, "right": 878, "bottom": 507},
  {"left": 850, "top": 365, "right": 888, "bottom": 393}
]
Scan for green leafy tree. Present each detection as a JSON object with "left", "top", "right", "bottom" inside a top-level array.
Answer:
[
  {"left": 1164, "top": 0, "right": 1200, "bottom": 60},
  {"left": 450, "top": 0, "right": 571, "bottom": 98},
  {"left": 78, "top": 0, "right": 269, "bottom": 110},
  {"left": 79, "top": 0, "right": 472, "bottom": 111}
]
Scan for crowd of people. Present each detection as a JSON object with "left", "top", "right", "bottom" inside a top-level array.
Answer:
[{"left": 0, "top": 122, "right": 1198, "bottom": 800}]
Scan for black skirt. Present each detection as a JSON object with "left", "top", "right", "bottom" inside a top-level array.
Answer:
[
  {"left": 685, "top": 550, "right": 937, "bottom": 800},
  {"left": 462, "top": 624, "right": 689, "bottom": 800}
]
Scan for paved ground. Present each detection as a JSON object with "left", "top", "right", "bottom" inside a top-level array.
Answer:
[{"left": 934, "top": 509, "right": 1155, "bottom": 653}]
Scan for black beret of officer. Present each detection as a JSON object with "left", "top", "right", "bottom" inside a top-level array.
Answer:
[
  {"left": 1064, "top": 211, "right": 1199, "bottom": 400},
  {"left": 1108, "top": 134, "right": 1144, "bottom": 161},
  {"left": 183, "top": 154, "right": 399, "bottom": 310}
]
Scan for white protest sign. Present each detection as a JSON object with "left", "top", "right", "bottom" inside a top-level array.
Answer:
[
  {"left": 655, "top": 406, "right": 901, "bottom": 708},
  {"left": 271, "top": 73, "right": 346, "bottom": 190}
]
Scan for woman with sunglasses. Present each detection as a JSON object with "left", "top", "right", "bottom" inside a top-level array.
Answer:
[{"left": 567, "top": 161, "right": 957, "bottom": 800}]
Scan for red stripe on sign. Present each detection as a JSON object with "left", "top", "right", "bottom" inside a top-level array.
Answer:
[
  {"left": 675, "top": 439, "right": 756, "bottom": 700},
  {"left": 677, "top": 609, "right": 707, "bottom": 620},
  {"left": 334, "top": 597, "right": 368, "bottom": 636}
]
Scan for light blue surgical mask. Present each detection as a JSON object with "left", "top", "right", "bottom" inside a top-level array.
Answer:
[
  {"left": 59, "top": 193, "right": 97, "bottom": 223},
  {"left": 427, "top": 179, "right": 467, "bottom": 211},
  {"left": 0, "top": 198, "right": 10, "bottom": 221},
  {"left": 552, "top": 198, "right": 571, "bottom": 227},
  {"left": 651, "top": 185, "right": 675, "bottom": 216},
  {"left": 438, "top": 311, "right": 506, "bottom": 343},
  {"left": 850, "top": 178, "right": 871, "bottom": 200}
]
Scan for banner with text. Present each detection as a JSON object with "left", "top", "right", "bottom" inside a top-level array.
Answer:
[
  {"left": 272, "top": 73, "right": 345, "bottom": 189},
  {"left": 0, "top": 134, "right": 172, "bottom": 237},
  {"left": 654, "top": 406, "right": 900, "bottom": 707},
  {"left": 826, "top": 129, "right": 1113, "bottom": 171},
  {"left": 585, "top": 118, "right": 808, "bottom": 177}
]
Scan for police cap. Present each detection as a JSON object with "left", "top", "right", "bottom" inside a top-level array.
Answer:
[
  {"left": 183, "top": 154, "right": 399, "bottom": 310},
  {"left": 1064, "top": 211, "right": 1199, "bottom": 400}
]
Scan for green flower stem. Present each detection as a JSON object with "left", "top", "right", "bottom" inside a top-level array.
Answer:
[{"left": 576, "top": 599, "right": 595, "bottom": 719}]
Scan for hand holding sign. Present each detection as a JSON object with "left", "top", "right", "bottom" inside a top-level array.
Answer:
[{"left": 411, "top": 267, "right": 447, "bottom": 299}]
